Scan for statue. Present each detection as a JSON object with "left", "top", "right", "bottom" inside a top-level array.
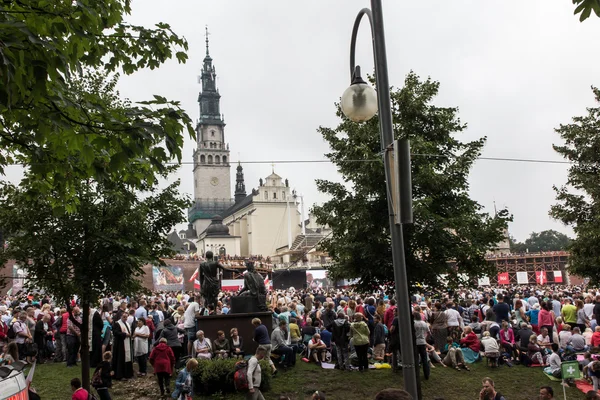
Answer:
[
  {"left": 238, "top": 261, "right": 267, "bottom": 311},
  {"left": 199, "top": 251, "right": 233, "bottom": 309},
  {"left": 285, "top": 178, "right": 289, "bottom": 187},
  {"left": 259, "top": 178, "right": 263, "bottom": 187}
]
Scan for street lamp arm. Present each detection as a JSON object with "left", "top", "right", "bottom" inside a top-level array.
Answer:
[{"left": 350, "top": 8, "right": 374, "bottom": 80}]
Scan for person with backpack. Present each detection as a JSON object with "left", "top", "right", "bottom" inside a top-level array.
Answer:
[
  {"left": 246, "top": 346, "right": 267, "bottom": 400},
  {"left": 92, "top": 351, "right": 113, "bottom": 400}
]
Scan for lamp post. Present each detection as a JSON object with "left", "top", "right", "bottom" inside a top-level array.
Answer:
[{"left": 340, "top": 1, "right": 418, "bottom": 399}]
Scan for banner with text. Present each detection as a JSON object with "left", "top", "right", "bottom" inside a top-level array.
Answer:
[
  {"left": 478, "top": 276, "right": 490, "bottom": 286},
  {"left": 152, "top": 265, "right": 184, "bottom": 292},
  {"left": 516, "top": 271, "right": 529, "bottom": 284},
  {"left": 497, "top": 272, "right": 509, "bottom": 285}
]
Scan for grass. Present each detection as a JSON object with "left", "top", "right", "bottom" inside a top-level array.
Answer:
[{"left": 28, "top": 358, "right": 583, "bottom": 400}]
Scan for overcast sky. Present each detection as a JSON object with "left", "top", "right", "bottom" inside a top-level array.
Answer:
[{"left": 6, "top": 0, "right": 599, "bottom": 242}]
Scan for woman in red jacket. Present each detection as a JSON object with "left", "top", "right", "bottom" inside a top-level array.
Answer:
[
  {"left": 499, "top": 321, "right": 518, "bottom": 360},
  {"left": 149, "top": 338, "right": 175, "bottom": 398},
  {"left": 459, "top": 326, "right": 481, "bottom": 363}
]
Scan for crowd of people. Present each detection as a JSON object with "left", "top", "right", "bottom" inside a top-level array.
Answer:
[{"left": 3, "top": 283, "right": 600, "bottom": 399}]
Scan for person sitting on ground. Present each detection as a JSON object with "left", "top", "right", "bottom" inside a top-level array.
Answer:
[
  {"left": 559, "top": 324, "right": 573, "bottom": 349},
  {"left": 528, "top": 334, "right": 546, "bottom": 365},
  {"left": 442, "top": 336, "right": 470, "bottom": 371},
  {"left": 71, "top": 378, "right": 89, "bottom": 400},
  {"left": 212, "top": 330, "right": 230, "bottom": 359},
  {"left": 592, "top": 326, "right": 600, "bottom": 349},
  {"left": 480, "top": 377, "right": 505, "bottom": 400},
  {"left": 229, "top": 327, "right": 244, "bottom": 359},
  {"left": 173, "top": 358, "right": 198, "bottom": 400},
  {"left": 469, "top": 315, "right": 482, "bottom": 336},
  {"left": 480, "top": 331, "right": 500, "bottom": 367},
  {"left": 193, "top": 330, "right": 212, "bottom": 360},
  {"left": 311, "top": 391, "right": 326, "bottom": 400},
  {"left": 374, "top": 389, "right": 413, "bottom": 400},
  {"left": 586, "top": 360, "right": 600, "bottom": 391},
  {"left": 569, "top": 327, "right": 589, "bottom": 353},
  {"left": 308, "top": 333, "right": 327, "bottom": 365},
  {"left": 537, "top": 327, "right": 553, "bottom": 353},
  {"left": 585, "top": 328, "right": 594, "bottom": 346},
  {"left": 517, "top": 322, "right": 534, "bottom": 353},
  {"left": 426, "top": 342, "right": 445, "bottom": 368},
  {"left": 544, "top": 343, "right": 562, "bottom": 379},
  {"left": 289, "top": 318, "right": 302, "bottom": 347},
  {"left": 539, "top": 386, "right": 554, "bottom": 400},
  {"left": 459, "top": 326, "right": 481, "bottom": 363},
  {"left": 499, "top": 321, "right": 518, "bottom": 360},
  {"left": 1, "top": 342, "right": 19, "bottom": 365}
]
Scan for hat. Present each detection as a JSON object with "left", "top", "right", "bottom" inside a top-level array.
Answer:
[{"left": 533, "top": 303, "right": 540, "bottom": 309}]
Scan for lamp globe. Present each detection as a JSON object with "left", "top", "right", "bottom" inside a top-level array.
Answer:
[{"left": 340, "top": 66, "right": 378, "bottom": 122}]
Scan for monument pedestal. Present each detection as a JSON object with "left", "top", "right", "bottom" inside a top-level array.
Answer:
[
  {"left": 195, "top": 311, "right": 272, "bottom": 355},
  {"left": 230, "top": 296, "right": 265, "bottom": 314}
]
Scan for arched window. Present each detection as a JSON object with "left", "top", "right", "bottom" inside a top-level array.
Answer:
[
  {"left": 282, "top": 191, "right": 286, "bottom": 199},
  {"left": 208, "top": 155, "right": 213, "bottom": 164},
  {"left": 215, "top": 155, "right": 220, "bottom": 164},
  {"left": 200, "top": 155, "right": 206, "bottom": 164},
  {"left": 273, "top": 192, "right": 277, "bottom": 199},
  {"left": 222, "top": 156, "right": 227, "bottom": 164},
  {"left": 264, "top": 191, "right": 268, "bottom": 200}
]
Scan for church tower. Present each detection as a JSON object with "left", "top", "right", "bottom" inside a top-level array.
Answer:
[
  {"left": 189, "top": 28, "right": 233, "bottom": 235},
  {"left": 234, "top": 162, "right": 246, "bottom": 204}
]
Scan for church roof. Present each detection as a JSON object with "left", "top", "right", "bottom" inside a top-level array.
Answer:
[
  {"left": 266, "top": 172, "right": 282, "bottom": 180},
  {"left": 222, "top": 190, "right": 254, "bottom": 218}
]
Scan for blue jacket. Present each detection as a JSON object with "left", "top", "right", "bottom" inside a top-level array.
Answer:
[{"left": 172, "top": 369, "right": 193, "bottom": 399}]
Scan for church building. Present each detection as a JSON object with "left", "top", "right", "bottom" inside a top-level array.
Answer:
[{"left": 187, "top": 33, "right": 302, "bottom": 258}]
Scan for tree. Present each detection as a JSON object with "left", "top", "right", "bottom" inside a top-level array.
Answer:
[
  {"left": 551, "top": 87, "right": 600, "bottom": 283},
  {"left": 0, "top": 0, "right": 193, "bottom": 207},
  {"left": 0, "top": 175, "right": 188, "bottom": 388},
  {"left": 509, "top": 230, "right": 572, "bottom": 253},
  {"left": 573, "top": 0, "right": 600, "bottom": 22},
  {"left": 312, "top": 72, "right": 510, "bottom": 292},
  {"left": 0, "top": 71, "right": 189, "bottom": 389}
]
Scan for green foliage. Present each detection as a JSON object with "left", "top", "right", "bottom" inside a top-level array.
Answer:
[
  {"left": 573, "top": 0, "right": 600, "bottom": 22},
  {"left": 312, "top": 72, "right": 510, "bottom": 291},
  {"left": 191, "top": 358, "right": 272, "bottom": 395},
  {"left": 551, "top": 87, "right": 600, "bottom": 283},
  {"left": 0, "top": 0, "right": 193, "bottom": 207},
  {"left": 509, "top": 230, "right": 572, "bottom": 253}
]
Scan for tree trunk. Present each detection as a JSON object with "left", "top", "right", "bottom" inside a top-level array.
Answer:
[{"left": 81, "top": 301, "right": 90, "bottom": 391}]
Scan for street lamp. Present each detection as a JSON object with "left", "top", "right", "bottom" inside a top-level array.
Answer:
[{"left": 341, "top": 1, "right": 418, "bottom": 399}]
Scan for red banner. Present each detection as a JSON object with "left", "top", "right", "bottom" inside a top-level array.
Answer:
[
  {"left": 536, "top": 271, "right": 546, "bottom": 285},
  {"left": 497, "top": 272, "right": 509, "bottom": 285}
]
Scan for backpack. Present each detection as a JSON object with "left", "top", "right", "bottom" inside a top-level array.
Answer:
[
  {"left": 233, "top": 360, "right": 249, "bottom": 392},
  {"left": 7, "top": 321, "right": 18, "bottom": 340},
  {"left": 91, "top": 368, "right": 103, "bottom": 387}
]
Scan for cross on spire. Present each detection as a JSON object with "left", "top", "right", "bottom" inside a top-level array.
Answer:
[
  {"left": 271, "top": 163, "right": 275, "bottom": 174},
  {"left": 205, "top": 25, "right": 210, "bottom": 56}
]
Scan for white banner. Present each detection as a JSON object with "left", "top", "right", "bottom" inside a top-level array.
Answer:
[
  {"left": 516, "top": 271, "right": 529, "bottom": 284},
  {"left": 478, "top": 277, "right": 490, "bottom": 286}
]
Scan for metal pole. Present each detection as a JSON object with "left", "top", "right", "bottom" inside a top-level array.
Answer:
[{"left": 348, "top": 1, "right": 420, "bottom": 398}]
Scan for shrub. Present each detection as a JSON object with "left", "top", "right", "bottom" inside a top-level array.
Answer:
[{"left": 191, "top": 358, "right": 272, "bottom": 395}]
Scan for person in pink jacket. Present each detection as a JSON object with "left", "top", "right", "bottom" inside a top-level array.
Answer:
[{"left": 499, "top": 321, "right": 518, "bottom": 360}]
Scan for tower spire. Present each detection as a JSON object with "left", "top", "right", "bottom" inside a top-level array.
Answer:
[
  {"left": 205, "top": 25, "right": 210, "bottom": 56},
  {"left": 235, "top": 162, "right": 246, "bottom": 204}
]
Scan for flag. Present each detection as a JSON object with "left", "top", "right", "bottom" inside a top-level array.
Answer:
[
  {"left": 189, "top": 269, "right": 200, "bottom": 290},
  {"left": 536, "top": 271, "right": 546, "bottom": 285},
  {"left": 264, "top": 276, "right": 270, "bottom": 288},
  {"left": 497, "top": 272, "right": 509, "bottom": 285},
  {"left": 554, "top": 270, "right": 563, "bottom": 283},
  {"left": 26, "top": 361, "right": 36, "bottom": 386}
]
